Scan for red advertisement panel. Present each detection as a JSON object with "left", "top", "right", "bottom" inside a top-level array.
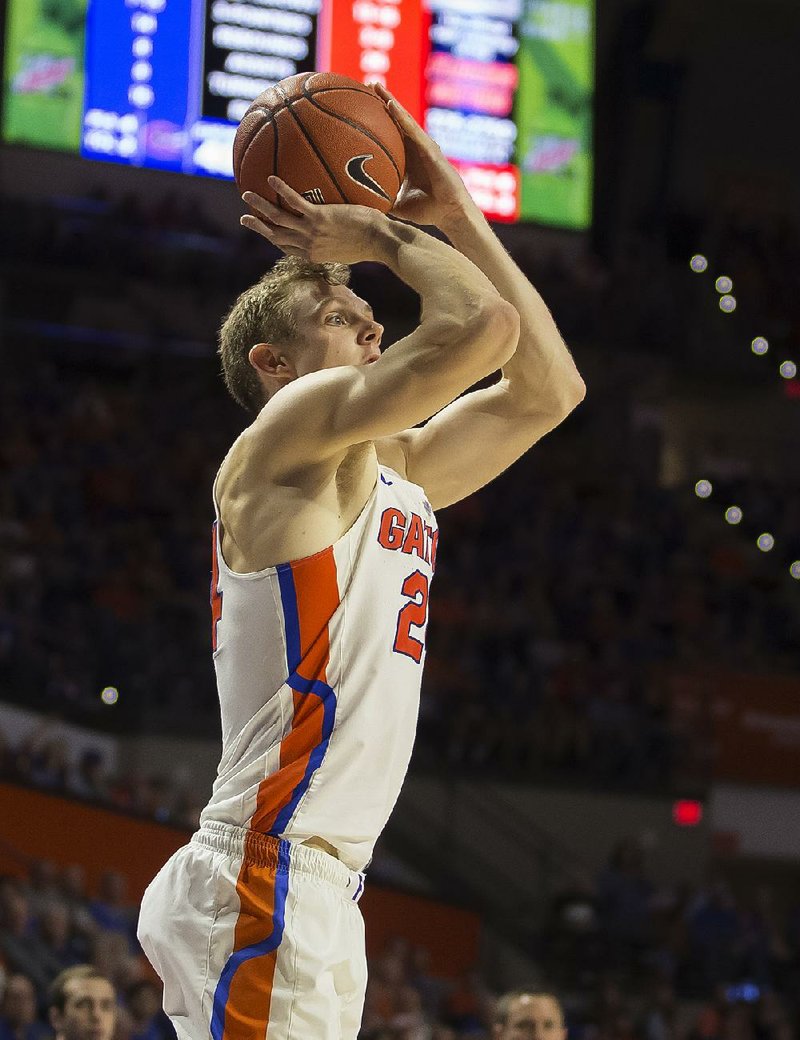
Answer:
[
  {"left": 319, "top": 0, "right": 426, "bottom": 123},
  {"left": 449, "top": 160, "right": 520, "bottom": 223}
]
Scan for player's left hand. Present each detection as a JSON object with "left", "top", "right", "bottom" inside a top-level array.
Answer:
[
  {"left": 372, "top": 83, "right": 474, "bottom": 231},
  {"left": 240, "top": 179, "right": 386, "bottom": 264}
]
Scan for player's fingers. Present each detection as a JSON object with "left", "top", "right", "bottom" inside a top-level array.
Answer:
[
  {"left": 268, "top": 176, "right": 312, "bottom": 214},
  {"left": 241, "top": 191, "right": 284, "bottom": 223},
  {"left": 372, "top": 82, "right": 409, "bottom": 123},
  {"left": 381, "top": 93, "right": 424, "bottom": 136},
  {"left": 239, "top": 214, "right": 301, "bottom": 247},
  {"left": 240, "top": 213, "right": 268, "bottom": 236},
  {"left": 242, "top": 192, "right": 301, "bottom": 230},
  {"left": 371, "top": 82, "right": 395, "bottom": 106},
  {"left": 383, "top": 98, "right": 441, "bottom": 161},
  {"left": 240, "top": 213, "right": 308, "bottom": 249}
]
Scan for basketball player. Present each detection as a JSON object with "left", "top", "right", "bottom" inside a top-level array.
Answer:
[
  {"left": 493, "top": 990, "right": 568, "bottom": 1040},
  {"left": 138, "top": 90, "right": 585, "bottom": 1039}
]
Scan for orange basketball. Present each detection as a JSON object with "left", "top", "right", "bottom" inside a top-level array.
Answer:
[{"left": 233, "top": 72, "right": 406, "bottom": 213}]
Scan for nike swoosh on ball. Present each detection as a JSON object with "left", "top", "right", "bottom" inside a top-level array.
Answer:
[{"left": 345, "top": 154, "right": 390, "bottom": 201}]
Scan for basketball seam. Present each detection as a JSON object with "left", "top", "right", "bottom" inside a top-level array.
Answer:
[
  {"left": 307, "top": 85, "right": 374, "bottom": 96},
  {"left": 278, "top": 87, "right": 347, "bottom": 204},
  {"left": 241, "top": 76, "right": 375, "bottom": 125},
  {"left": 237, "top": 114, "right": 272, "bottom": 187},
  {"left": 301, "top": 86, "right": 402, "bottom": 183}
]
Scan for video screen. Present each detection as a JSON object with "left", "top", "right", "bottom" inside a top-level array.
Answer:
[{"left": 1, "top": 0, "right": 593, "bottom": 228}]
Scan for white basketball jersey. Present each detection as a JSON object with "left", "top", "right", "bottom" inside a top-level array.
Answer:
[{"left": 200, "top": 464, "right": 438, "bottom": 871}]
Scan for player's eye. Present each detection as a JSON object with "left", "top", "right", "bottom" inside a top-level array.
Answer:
[{"left": 325, "top": 313, "right": 345, "bottom": 325}]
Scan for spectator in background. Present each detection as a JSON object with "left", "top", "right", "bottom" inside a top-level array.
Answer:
[
  {"left": 0, "top": 973, "right": 50, "bottom": 1040},
  {"left": 47, "top": 966, "right": 116, "bottom": 1040},
  {"left": 26, "top": 861, "right": 61, "bottom": 918},
  {"left": 0, "top": 881, "right": 63, "bottom": 993},
  {"left": 595, "top": 839, "right": 654, "bottom": 961},
  {"left": 686, "top": 882, "right": 742, "bottom": 992},
  {"left": 492, "top": 991, "right": 567, "bottom": 1040},
  {"left": 87, "top": 873, "right": 135, "bottom": 951},
  {"left": 89, "top": 932, "right": 140, "bottom": 994},
  {"left": 58, "top": 866, "right": 95, "bottom": 941},
  {"left": 68, "top": 750, "right": 109, "bottom": 803},
  {"left": 26, "top": 739, "right": 69, "bottom": 792},
  {"left": 445, "top": 969, "right": 494, "bottom": 1035},
  {"left": 37, "top": 900, "right": 87, "bottom": 971},
  {"left": 125, "top": 981, "right": 174, "bottom": 1040},
  {"left": 409, "top": 946, "right": 447, "bottom": 1023}
]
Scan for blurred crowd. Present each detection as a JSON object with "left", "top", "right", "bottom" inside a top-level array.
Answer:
[
  {"left": 0, "top": 863, "right": 175, "bottom": 1040},
  {"left": 542, "top": 839, "right": 800, "bottom": 1007},
  {"left": 0, "top": 720, "right": 201, "bottom": 830},
  {"left": 1, "top": 186, "right": 800, "bottom": 799},
  {"left": 2, "top": 848, "right": 798, "bottom": 1040}
]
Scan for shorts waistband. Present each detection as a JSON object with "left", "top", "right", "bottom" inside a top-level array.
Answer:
[{"left": 193, "top": 821, "right": 366, "bottom": 903}]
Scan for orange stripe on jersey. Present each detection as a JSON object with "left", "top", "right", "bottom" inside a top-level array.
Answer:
[
  {"left": 250, "top": 549, "right": 340, "bottom": 835},
  {"left": 291, "top": 547, "right": 340, "bottom": 679}
]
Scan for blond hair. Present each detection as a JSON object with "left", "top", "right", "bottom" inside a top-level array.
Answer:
[
  {"left": 218, "top": 255, "right": 350, "bottom": 414},
  {"left": 48, "top": 966, "right": 114, "bottom": 1012}
]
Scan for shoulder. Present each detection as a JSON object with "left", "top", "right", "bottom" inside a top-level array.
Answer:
[
  {"left": 234, "top": 366, "right": 365, "bottom": 481},
  {"left": 219, "top": 377, "right": 351, "bottom": 491}
]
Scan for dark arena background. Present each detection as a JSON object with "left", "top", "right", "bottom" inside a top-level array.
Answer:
[{"left": 2, "top": 0, "right": 800, "bottom": 1037}]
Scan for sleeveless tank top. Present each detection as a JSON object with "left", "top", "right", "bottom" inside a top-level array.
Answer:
[{"left": 200, "top": 464, "right": 438, "bottom": 871}]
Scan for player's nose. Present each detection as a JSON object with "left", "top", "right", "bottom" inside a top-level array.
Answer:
[{"left": 361, "top": 320, "right": 383, "bottom": 346}]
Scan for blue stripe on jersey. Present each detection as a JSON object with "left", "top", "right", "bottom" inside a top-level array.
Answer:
[
  {"left": 209, "top": 838, "right": 292, "bottom": 1040},
  {"left": 270, "top": 672, "right": 337, "bottom": 836},
  {"left": 276, "top": 563, "right": 301, "bottom": 671},
  {"left": 269, "top": 568, "right": 338, "bottom": 838}
]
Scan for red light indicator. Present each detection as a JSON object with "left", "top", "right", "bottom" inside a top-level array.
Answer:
[{"left": 672, "top": 800, "right": 703, "bottom": 827}]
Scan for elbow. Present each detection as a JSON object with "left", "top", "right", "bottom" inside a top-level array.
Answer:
[
  {"left": 566, "top": 377, "right": 587, "bottom": 406},
  {"left": 492, "top": 298, "right": 521, "bottom": 362},
  {"left": 549, "top": 376, "right": 587, "bottom": 419}
]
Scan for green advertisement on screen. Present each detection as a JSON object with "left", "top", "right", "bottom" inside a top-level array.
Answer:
[
  {"left": 515, "top": 0, "right": 594, "bottom": 229},
  {"left": 2, "top": 0, "right": 87, "bottom": 151}
]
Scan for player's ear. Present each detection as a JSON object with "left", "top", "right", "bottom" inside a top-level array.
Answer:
[
  {"left": 249, "top": 342, "right": 296, "bottom": 382},
  {"left": 48, "top": 1007, "right": 63, "bottom": 1034}
]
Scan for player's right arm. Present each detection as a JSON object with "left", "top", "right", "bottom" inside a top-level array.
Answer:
[{"left": 239, "top": 179, "right": 519, "bottom": 473}]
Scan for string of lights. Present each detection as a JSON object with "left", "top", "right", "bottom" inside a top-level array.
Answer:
[{"left": 689, "top": 255, "right": 799, "bottom": 582}]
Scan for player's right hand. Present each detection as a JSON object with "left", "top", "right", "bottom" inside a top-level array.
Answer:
[{"left": 241, "top": 178, "right": 383, "bottom": 264}]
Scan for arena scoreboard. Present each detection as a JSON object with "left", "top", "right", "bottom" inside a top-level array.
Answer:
[{"left": 1, "top": 0, "right": 594, "bottom": 229}]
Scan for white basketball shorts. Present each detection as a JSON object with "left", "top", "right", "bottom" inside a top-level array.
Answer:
[{"left": 137, "top": 821, "right": 368, "bottom": 1040}]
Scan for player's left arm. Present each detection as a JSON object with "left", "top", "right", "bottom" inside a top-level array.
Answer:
[{"left": 374, "top": 87, "right": 586, "bottom": 509}]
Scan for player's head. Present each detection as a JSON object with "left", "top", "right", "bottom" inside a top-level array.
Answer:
[
  {"left": 493, "top": 990, "right": 567, "bottom": 1040},
  {"left": 48, "top": 965, "right": 117, "bottom": 1040},
  {"left": 218, "top": 256, "right": 384, "bottom": 414}
]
